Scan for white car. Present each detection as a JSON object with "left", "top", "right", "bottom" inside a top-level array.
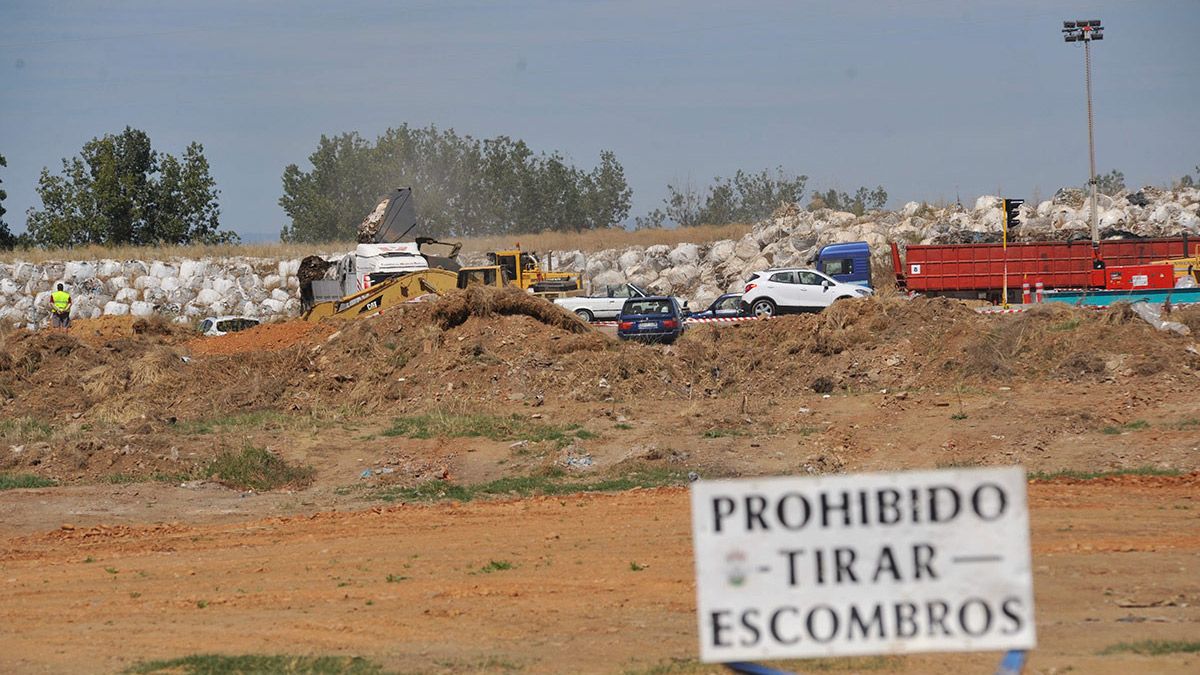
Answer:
[
  {"left": 198, "top": 316, "right": 260, "bottom": 336},
  {"left": 556, "top": 283, "right": 687, "bottom": 322},
  {"left": 740, "top": 268, "right": 872, "bottom": 317}
]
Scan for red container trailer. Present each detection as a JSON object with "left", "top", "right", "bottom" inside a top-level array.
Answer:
[{"left": 891, "top": 236, "right": 1192, "bottom": 303}]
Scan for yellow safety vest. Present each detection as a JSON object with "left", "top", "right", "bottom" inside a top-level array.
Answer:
[{"left": 52, "top": 290, "right": 70, "bottom": 312}]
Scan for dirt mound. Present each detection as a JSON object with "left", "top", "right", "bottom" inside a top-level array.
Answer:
[
  {"left": 66, "top": 315, "right": 193, "bottom": 347},
  {"left": 3, "top": 295, "right": 1198, "bottom": 439},
  {"left": 185, "top": 320, "right": 335, "bottom": 356},
  {"left": 431, "top": 286, "right": 588, "bottom": 333}
]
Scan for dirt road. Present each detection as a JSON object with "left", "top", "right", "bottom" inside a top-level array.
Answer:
[{"left": 2, "top": 476, "right": 1197, "bottom": 674}]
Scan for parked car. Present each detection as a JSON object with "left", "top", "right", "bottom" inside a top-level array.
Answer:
[
  {"left": 556, "top": 283, "right": 688, "bottom": 322},
  {"left": 616, "top": 296, "right": 686, "bottom": 344},
  {"left": 740, "top": 268, "right": 872, "bottom": 317},
  {"left": 689, "top": 293, "right": 744, "bottom": 319},
  {"left": 198, "top": 316, "right": 260, "bottom": 336}
]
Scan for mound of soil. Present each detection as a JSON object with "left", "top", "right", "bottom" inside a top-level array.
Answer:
[
  {"left": 3, "top": 294, "right": 1197, "bottom": 441},
  {"left": 185, "top": 320, "right": 336, "bottom": 356}
]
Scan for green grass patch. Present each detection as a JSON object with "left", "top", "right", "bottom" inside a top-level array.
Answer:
[
  {"left": 385, "top": 574, "right": 408, "bottom": 583},
  {"left": 382, "top": 412, "right": 591, "bottom": 444},
  {"left": 478, "top": 560, "right": 514, "bottom": 574},
  {"left": 1173, "top": 417, "right": 1200, "bottom": 430},
  {"left": 1029, "top": 466, "right": 1182, "bottom": 481},
  {"left": 950, "top": 412, "right": 968, "bottom": 420},
  {"left": 629, "top": 561, "right": 647, "bottom": 572},
  {"left": 614, "top": 423, "right": 633, "bottom": 430},
  {"left": 368, "top": 467, "right": 688, "bottom": 503},
  {"left": 126, "top": 653, "right": 387, "bottom": 674},
  {"left": 1051, "top": 318, "right": 1081, "bottom": 331},
  {"left": 1101, "top": 419, "right": 1150, "bottom": 435},
  {"left": 206, "top": 446, "right": 315, "bottom": 491},
  {"left": 0, "top": 416, "right": 54, "bottom": 442},
  {"left": 178, "top": 410, "right": 293, "bottom": 435},
  {"left": 0, "top": 473, "right": 56, "bottom": 490},
  {"left": 1100, "top": 640, "right": 1200, "bottom": 656}
]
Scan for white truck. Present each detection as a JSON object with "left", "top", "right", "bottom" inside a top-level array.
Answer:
[
  {"left": 555, "top": 283, "right": 688, "bottom": 322},
  {"left": 333, "top": 242, "right": 430, "bottom": 296}
]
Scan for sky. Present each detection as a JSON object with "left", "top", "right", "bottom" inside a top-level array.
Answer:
[{"left": 1, "top": 0, "right": 1198, "bottom": 242}]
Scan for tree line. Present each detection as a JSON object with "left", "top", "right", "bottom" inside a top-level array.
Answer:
[
  {"left": 279, "top": 125, "right": 632, "bottom": 241},
  {"left": 28, "top": 128, "right": 1200, "bottom": 251}
]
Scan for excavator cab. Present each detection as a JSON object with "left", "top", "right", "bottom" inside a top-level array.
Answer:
[{"left": 457, "top": 266, "right": 511, "bottom": 289}]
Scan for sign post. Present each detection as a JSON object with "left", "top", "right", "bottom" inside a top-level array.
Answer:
[{"left": 690, "top": 467, "right": 1035, "bottom": 665}]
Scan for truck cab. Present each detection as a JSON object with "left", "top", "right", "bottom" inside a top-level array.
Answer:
[
  {"left": 814, "top": 241, "right": 872, "bottom": 287},
  {"left": 341, "top": 242, "right": 429, "bottom": 295}
]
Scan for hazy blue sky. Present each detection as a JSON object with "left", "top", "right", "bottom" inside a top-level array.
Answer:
[{"left": 2, "top": 0, "right": 1198, "bottom": 241}]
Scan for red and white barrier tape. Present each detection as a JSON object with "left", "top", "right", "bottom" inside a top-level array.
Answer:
[{"left": 592, "top": 315, "right": 762, "bottom": 327}]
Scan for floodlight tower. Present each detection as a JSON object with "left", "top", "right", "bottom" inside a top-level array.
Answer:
[{"left": 1062, "top": 19, "right": 1104, "bottom": 247}]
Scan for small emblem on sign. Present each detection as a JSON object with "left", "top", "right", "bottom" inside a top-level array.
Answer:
[
  {"left": 725, "top": 550, "right": 748, "bottom": 587},
  {"left": 910, "top": 264, "right": 922, "bottom": 275}
]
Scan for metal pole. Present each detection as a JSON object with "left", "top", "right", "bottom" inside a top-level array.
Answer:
[
  {"left": 1085, "top": 38, "right": 1099, "bottom": 246},
  {"left": 1002, "top": 207, "right": 1009, "bottom": 307}
]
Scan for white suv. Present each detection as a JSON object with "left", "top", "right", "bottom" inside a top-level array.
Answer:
[{"left": 741, "top": 268, "right": 872, "bottom": 317}]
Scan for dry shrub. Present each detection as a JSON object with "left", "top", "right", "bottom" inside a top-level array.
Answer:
[
  {"left": 547, "top": 332, "right": 610, "bottom": 355},
  {"left": 432, "top": 286, "right": 588, "bottom": 333},
  {"left": 132, "top": 315, "right": 176, "bottom": 336},
  {"left": 1169, "top": 305, "right": 1200, "bottom": 335},
  {"left": 961, "top": 317, "right": 1039, "bottom": 377},
  {"left": 1101, "top": 302, "right": 1136, "bottom": 324},
  {"left": 129, "top": 347, "right": 181, "bottom": 388},
  {"left": 81, "top": 364, "right": 125, "bottom": 399}
]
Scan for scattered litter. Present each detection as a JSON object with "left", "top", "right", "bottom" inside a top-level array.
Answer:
[
  {"left": 564, "top": 454, "right": 594, "bottom": 469},
  {"left": 1130, "top": 302, "right": 1191, "bottom": 335}
]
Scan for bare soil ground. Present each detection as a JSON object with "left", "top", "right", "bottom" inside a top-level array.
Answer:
[{"left": 1, "top": 290, "right": 1199, "bottom": 673}]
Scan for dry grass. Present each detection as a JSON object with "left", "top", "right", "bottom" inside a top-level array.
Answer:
[
  {"left": 1, "top": 223, "right": 754, "bottom": 264},
  {"left": 453, "top": 223, "right": 755, "bottom": 254},
  {"left": 0, "top": 241, "right": 353, "bottom": 264}
]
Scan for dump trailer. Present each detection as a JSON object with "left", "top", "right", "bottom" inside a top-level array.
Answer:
[{"left": 891, "top": 236, "right": 1193, "bottom": 303}]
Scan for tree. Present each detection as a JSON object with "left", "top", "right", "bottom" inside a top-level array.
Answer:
[
  {"left": 25, "top": 127, "right": 236, "bottom": 248},
  {"left": 1177, "top": 165, "right": 1199, "bottom": 189},
  {"left": 0, "top": 153, "right": 15, "bottom": 250},
  {"left": 1092, "top": 169, "right": 1126, "bottom": 196},
  {"left": 279, "top": 125, "right": 631, "bottom": 242},
  {"left": 638, "top": 168, "right": 808, "bottom": 229},
  {"left": 808, "top": 185, "right": 888, "bottom": 216}
]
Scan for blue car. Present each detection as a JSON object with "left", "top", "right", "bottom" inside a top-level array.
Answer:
[
  {"left": 617, "top": 296, "right": 686, "bottom": 343},
  {"left": 689, "top": 293, "right": 744, "bottom": 319}
]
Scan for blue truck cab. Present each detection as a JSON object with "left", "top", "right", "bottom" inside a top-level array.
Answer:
[{"left": 814, "top": 241, "right": 872, "bottom": 287}]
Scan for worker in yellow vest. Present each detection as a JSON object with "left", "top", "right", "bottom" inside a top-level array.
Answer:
[{"left": 50, "top": 282, "right": 72, "bottom": 330}]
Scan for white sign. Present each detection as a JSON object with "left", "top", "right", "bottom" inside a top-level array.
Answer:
[
  {"left": 690, "top": 467, "right": 1035, "bottom": 663},
  {"left": 910, "top": 263, "right": 922, "bottom": 275},
  {"left": 1131, "top": 274, "right": 1149, "bottom": 287}
]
